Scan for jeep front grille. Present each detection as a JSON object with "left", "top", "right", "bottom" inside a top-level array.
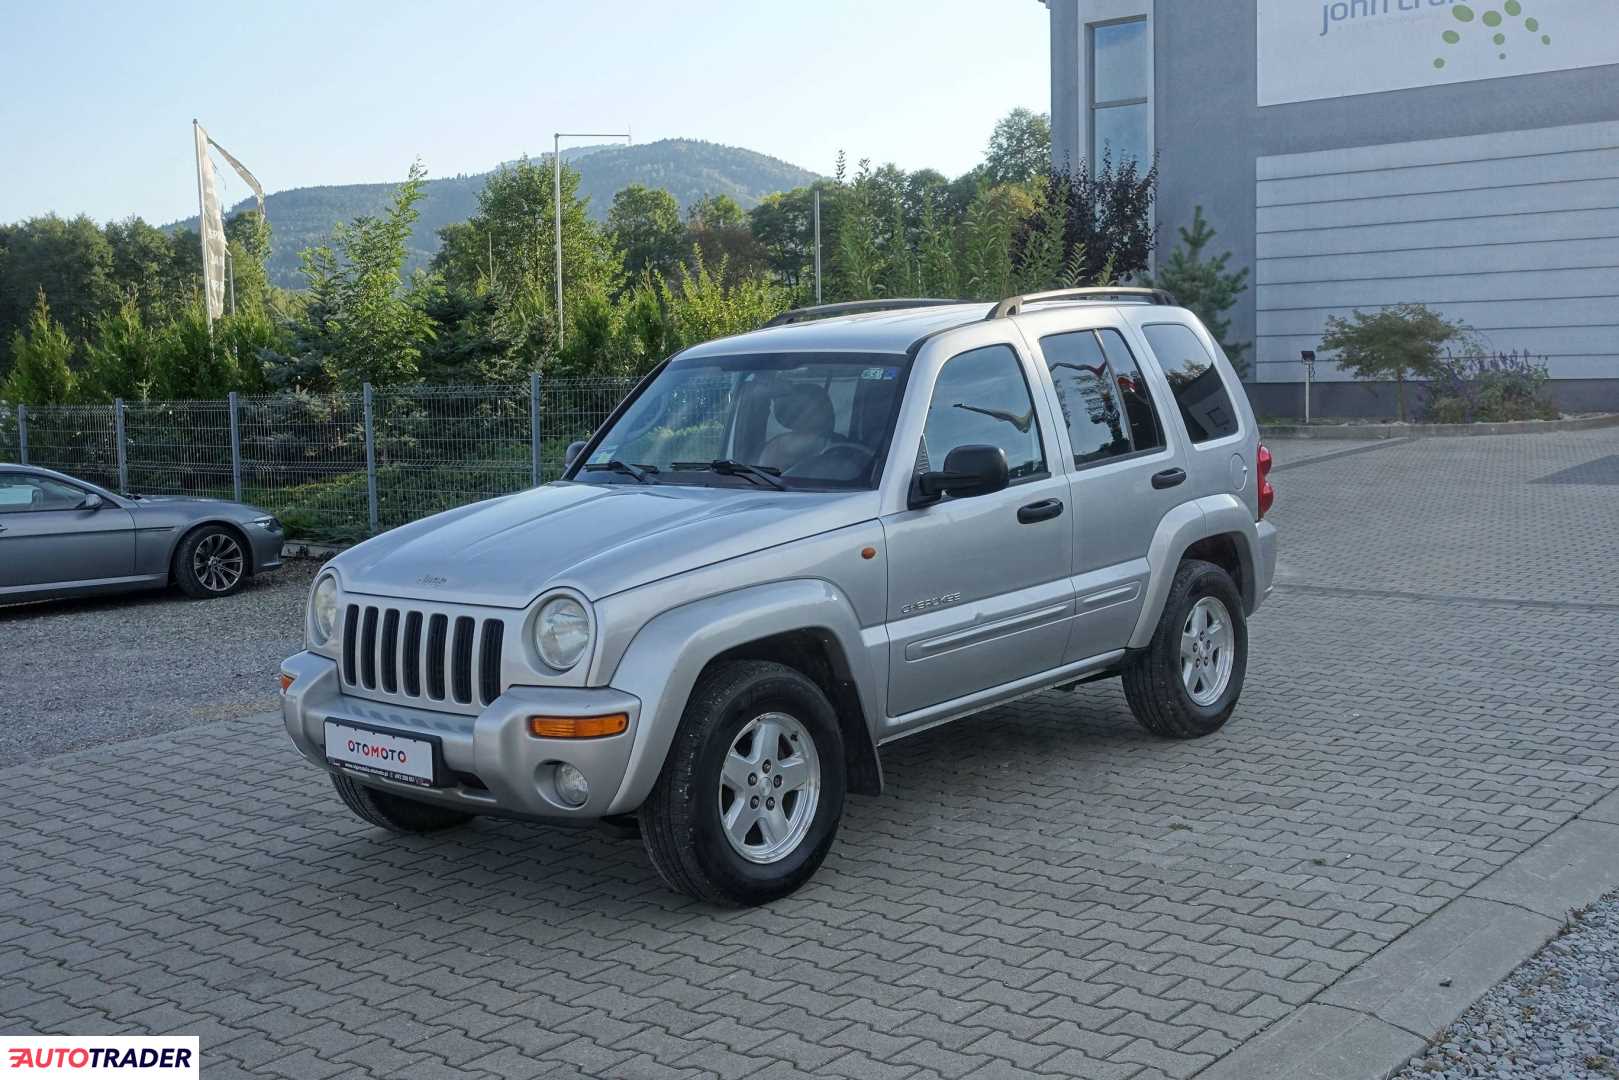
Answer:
[{"left": 342, "top": 603, "right": 504, "bottom": 708}]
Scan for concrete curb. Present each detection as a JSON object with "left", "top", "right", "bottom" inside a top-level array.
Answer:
[
  {"left": 280, "top": 540, "right": 346, "bottom": 560},
  {"left": 1195, "top": 788, "right": 1619, "bottom": 1080},
  {"left": 1262, "top": 413, "right": 1619, "bottom": 440},
  {"left": 1270, "top": 438, "right": 1415, "bottom": 473}
]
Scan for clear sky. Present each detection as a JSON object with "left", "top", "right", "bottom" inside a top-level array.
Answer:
[{"left": 0, "top": 1, "right": 1050, "bottom": 225}]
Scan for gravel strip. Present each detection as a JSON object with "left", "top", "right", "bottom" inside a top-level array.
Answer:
[
  {"left": 2, "top": 558, "right": 319, "bottom": 763},
  {"left": 1393, "top": 890, "right": 1619, "bottom": 1080}
]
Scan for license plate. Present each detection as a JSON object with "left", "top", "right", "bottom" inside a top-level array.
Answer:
[{"left": 324, "top": 721, "right": 438, "bottom": 787}]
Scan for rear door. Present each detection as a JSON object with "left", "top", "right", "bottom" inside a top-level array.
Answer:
[
  {"left": 1022, "top": 321, "right": 1187, "bottom": 662},
  {"left": 0, "top": 473, "right": 136, "bottom": 590},
  {"left": 1135, "top": 319, "right": 1250, "bottom": 504},
  {"left": 880, "top": 339, "right": 1074, "bottom": 721}
]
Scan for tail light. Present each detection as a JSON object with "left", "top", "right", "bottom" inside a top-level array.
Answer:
[{"left": 1257, "top": 444, "right": 1275, "bottom": 519}]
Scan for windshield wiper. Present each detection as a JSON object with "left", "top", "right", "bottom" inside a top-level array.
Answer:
[
  {"left": 672, "top": 459, "right": 788, "bottom": 491},
  {"left": 581, "top": 460, "right": 658, "bottom": 484}
]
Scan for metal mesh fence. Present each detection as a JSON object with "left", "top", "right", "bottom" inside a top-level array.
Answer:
[
  {"left": 3, "top": 377, "right": 639, "bottom": 543},
  {"left": 0, "top": 404, "right": 22, "bottom": 466},
  {"left": 14, "top": 406, "right": 120, "bottom": 490},
  {"left": 124, "top": 400, "right": 235, "bottom": 498},
  {"left": 238, "top": 391, "right": 369, "bottom": 542},
  {"left": 373, "top": 383, "right": 533, "bottom": 533},
  {"left": 536, "top": 376, "right": 642, "bottom": 478}
]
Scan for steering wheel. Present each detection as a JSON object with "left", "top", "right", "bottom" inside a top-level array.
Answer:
[{"left": 784, "top": 442, "right": 877, "bottom": 482}]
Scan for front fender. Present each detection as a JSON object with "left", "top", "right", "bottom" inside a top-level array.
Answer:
[
  {"left": 601, "top": 578, "right": 880, "bottom": 814},
  {"left": 1127, "top": 494, "right": 1263, "bottom": 649}
]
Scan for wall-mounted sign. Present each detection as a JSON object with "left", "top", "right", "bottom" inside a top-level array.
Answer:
[{"left": 1258, "top": 0, "right": 1619, "bottom": 107}]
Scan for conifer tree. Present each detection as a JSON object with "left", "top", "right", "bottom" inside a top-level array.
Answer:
[{"left": 1145, "top": 206, "right": 1251, "bottom": 376}]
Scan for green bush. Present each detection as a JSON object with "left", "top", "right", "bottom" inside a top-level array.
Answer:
[{"left": 1423, "top": 351, "right": 1559, "bottom": 424}]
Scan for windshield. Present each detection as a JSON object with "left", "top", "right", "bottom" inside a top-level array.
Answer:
[{"left": 575, "top": 352, "right": 911, "bottom": 490}]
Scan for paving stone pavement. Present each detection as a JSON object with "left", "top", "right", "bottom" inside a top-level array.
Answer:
[{"left": 3, "top": 429, "right": 1618, "bottom": 1080}]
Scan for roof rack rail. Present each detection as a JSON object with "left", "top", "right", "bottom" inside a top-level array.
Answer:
[
  {"left": 987, "top": 287, "right": 1179, "bottom": 320},
  {"left": 764, "top": 298, "right": 968, "bottom": 328}
]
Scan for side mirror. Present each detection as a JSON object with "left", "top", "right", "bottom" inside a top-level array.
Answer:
[
  {"left": 77, "top": 492, "right": 105, "bottom": 511},
  {"left": 911, "top": 444, "right": 1009, "bottom": 508},
  {"left": 563, "top": 441, "right": 587, "bottom": 470}
]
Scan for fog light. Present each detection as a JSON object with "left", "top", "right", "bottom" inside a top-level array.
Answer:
[{"left": 554, "top": 763, "right": 590, "bottom": 808}]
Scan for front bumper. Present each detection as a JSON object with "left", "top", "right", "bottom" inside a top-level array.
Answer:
[
  {"left": 248, "top": 526, "right": 284, "bottom": 572},
  {"left": 279, "top": 650, "right": 641, "bottom": 821}
]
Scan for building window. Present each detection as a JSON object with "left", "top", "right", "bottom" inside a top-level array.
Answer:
[{"left": 1090, "top": 18, "right": 1149, "bottom": 170}]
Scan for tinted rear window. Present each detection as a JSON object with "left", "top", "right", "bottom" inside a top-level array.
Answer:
[{"left": 1141, "top": 323, "right": 1240, "bottom": 444}]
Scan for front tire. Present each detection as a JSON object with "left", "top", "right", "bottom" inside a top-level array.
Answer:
[
  {"left": 639, "top": 660, "right": 846, "bottom": 906},
  {"left": 174, "top": 525, "right": 249, "bottom": 598},
  {"left": 1123, "top": 559, "right": 1247, "bottom": 739},
  {"left": 330, "top": 773, "right": 473, "bottom": 834}
]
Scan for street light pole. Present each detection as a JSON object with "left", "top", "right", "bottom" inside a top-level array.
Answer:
[
  {"left": 813, "top": 188, "right": 822, "bottom": 304},
  {"left": 553, "top": 129, "right": 631, "bottom": 350}
]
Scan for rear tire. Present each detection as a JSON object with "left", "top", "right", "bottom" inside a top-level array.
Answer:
[
  {"left": 1123, "top": 559, "right": 1247, "bottom": 739},
  {"left": 639, "top": 660, "right": 846, "bottom": 906},
  {"left": 330, "top": 772, "right": 473, "bottom": 834},
  {"left": 173, "top": 525, "right": 249, "bottom": 599}
]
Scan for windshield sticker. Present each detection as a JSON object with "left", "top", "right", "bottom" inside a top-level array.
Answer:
[
  {"left": 861, "top": 368, "right": 884, "bottom": 380},
  {"left": 882, "top": 367, "right": 898, "bottom": 380}
]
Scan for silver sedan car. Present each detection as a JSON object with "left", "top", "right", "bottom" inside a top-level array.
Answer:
[{"left": 0, "top": 464, "right": 284, "bottom": 602}]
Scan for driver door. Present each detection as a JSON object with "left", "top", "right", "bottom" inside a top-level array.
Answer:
[
  {"left": 0, "top": 473, "right": 135, "bottom": 590},
  {"left": 880, "top": 342, "right": 1074, "bottom": 722}
]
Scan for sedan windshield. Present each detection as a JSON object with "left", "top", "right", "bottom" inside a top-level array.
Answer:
[{"left": 577, "top": 352, "right": 911, "bottom": 490}]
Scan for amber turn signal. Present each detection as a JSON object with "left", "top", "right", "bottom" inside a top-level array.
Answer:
[
  {"left": 278, "top": 673, "right": 295, "bottom": 694},
  {"left": 528, "top": 713, "right": 629, "bottom": 739}
]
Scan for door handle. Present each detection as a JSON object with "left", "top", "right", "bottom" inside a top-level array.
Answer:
[
  {"left": 1151, "top": 468, "right": 1187, "bottom": 490},
  {"left": 1017, "top": 498, "right": 1064, "bottom": 524}
]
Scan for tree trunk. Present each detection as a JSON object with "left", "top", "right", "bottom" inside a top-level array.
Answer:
[{"left": 1396, "top": 370, "right": 1407, "bottom": 422}]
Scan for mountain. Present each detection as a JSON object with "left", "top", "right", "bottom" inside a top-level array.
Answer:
[{"left": 168, "top": 139, "right": 820, "bottom": 288}]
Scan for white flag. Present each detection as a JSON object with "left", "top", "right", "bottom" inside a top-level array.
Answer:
[
  {"left": 193, "top": 120, "right": 228, "bottom": 322},
  {"left": 208, "top": 135, "right": 265, "bottom": 220}
]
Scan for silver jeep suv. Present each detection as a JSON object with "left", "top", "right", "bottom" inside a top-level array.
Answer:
[{"left": 280, "top": 288, "right": 1278, "bottom": 905}]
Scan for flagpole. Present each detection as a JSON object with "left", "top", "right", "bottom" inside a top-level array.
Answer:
[{"left": 193, "top": 119, "right": 213, "bottom": 333}]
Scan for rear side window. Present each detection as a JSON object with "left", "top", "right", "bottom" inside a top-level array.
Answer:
[
  {"left": 1038, "top": 329, "right": 1167, "bottom": 467},
  {"left": 1141, "top": 323, "right": 1240, "bottom": 444},
  {"left": 1038, "top": 331, "right": 1133, "bottom": 465},
  {"left": 1098, "top": 330, "right": 1165, "bottom": 453}
]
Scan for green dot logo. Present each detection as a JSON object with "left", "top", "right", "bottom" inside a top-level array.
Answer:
[{"left": 1436, "top": 1, "right": 1552, "bottom": 69}]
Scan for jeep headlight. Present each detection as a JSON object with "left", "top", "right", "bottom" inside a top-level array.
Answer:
[
  {"left": 534, "top": 595, "right": 591, "bottom": 671},
  {"left": 310, "top": 573, "right": 339, "bottom": 646}
]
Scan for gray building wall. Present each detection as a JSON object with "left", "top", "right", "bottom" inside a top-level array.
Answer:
[{"left": 1047, "top": 0, "right": 1619, "bottom": 418}]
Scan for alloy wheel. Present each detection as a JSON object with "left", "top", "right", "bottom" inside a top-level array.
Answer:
[
  {"left": 717, "top": 711, "right": 821, "bottom": 864},
  {"left": 192, "top": 533, "right": 244, "bottom": 593},
  {"left": 1180, "top": 596, "right": 1234, "bottom": 706}
]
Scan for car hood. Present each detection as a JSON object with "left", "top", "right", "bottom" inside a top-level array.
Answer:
[
  {"left": 332, "top": 481, "right": 879, "bottom": 609},
  {"left": 125, "top": 495, "right": 268, "bottom": 518}
]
